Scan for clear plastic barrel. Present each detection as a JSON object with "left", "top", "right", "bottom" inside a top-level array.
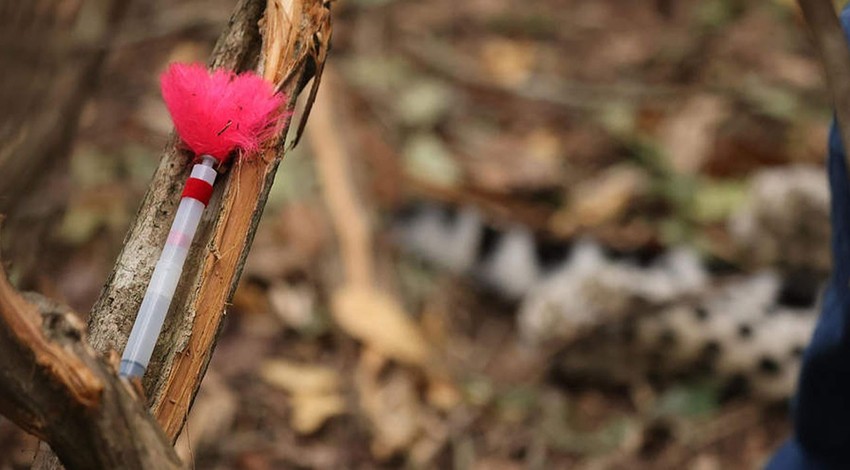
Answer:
[{"left": 119, "top": 156, "right": 217, "bottom": 378}]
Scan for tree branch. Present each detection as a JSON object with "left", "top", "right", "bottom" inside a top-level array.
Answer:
[
  {"left": 0, "top": 258, "right": 180, "bottom": 469},
  {"left": 798, "top": 0, "right": 850, "bottom": 176}
]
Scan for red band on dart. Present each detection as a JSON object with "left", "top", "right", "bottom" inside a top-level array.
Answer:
[{"left": 181, "top": 177, "right": 214, "bottom": 205}]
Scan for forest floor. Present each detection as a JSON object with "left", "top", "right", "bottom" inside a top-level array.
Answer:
[{"left": 0, "top": 0, "right": 832, "bottom": 468}]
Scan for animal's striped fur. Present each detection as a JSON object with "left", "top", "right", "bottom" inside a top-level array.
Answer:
[{"left": 392, "top": 166, "right": 829, "bottom": 401}]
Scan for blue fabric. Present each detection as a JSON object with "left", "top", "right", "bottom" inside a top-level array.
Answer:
[{"left": 766, "top": 5, "right": 850, "bottom": 469}]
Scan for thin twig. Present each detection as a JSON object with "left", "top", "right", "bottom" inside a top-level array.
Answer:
[
  {"left": 798, "top": 0, "right": 850, "bottom": 178},
  {"left": 307, "top": 67, "right": 374, "bottom": 287}
]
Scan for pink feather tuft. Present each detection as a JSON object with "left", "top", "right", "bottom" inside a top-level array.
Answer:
[{"left": 160, "top": 62, "right": 285, "bottom": 163}]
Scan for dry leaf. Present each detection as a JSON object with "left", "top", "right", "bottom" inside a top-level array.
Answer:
[
  {"left": 403, "top": 133, "right": 462, "bottom": 188},
  {"left": 260, "top": 359, "right": 340, "bottom": 395},
  {"left": 550, "top": 164, "right": 649, "bottom": 235},
  {"left": 331, "top": 284, "right": 430, "bottom": 366},
  {"left": 479, "top": 38, "right": 537, "bottom": 88},
  {"left": 231, "top": 281, "right": 270, "bottom": 315},
  {"left": 268, "top": 281, "right": 317, "bottom": 329},
  {"left": 290, "top": 393, "right": 346, "bottom": 434},
  {"left": 657, "top": 94, "right": 729, "bottom": 174},
  {"left": 461, "top": 129, "right": 563, "bottom": 193},
  {"left": 260, "top": 359, "right": 346, "bottom": 435},
  {"left": 355, "top": 355, "right": 422, "bottom": 459},
  {"left": 426, "top": 376, "right": 462, "bottom": 411},
  {"left": 166, "top": 41, "right": 209, "bottom": 65}
]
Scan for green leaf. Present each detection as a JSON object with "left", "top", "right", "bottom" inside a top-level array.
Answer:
[
  {"left": 396, "top": 79, "right": 456, "bottom": 128},
  {"left": 654, "top": 380, "right": 721, "bottom": 418},
  {"left": 402, "top": 133, "right": 462, "bottom": 187}
]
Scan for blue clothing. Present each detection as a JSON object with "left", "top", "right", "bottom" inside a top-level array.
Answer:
[{"left": 766, "top": 5, "right": 850, "bottom": 469}]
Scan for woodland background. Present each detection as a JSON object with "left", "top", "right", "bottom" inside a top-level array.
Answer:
[{"left": 0, "top": 0, "right": 832, "bottom": 468}]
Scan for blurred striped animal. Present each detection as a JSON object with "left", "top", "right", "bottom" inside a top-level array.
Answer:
[{"left": 393, "top": 166, "right": 827, "bottom": 402}]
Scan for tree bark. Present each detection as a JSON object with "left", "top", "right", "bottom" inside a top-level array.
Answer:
[{"left": 0, "top": 260, "right": 181, "bottom": 470}]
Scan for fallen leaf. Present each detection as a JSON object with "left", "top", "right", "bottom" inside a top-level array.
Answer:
[
  {"left": 396, "top": 78, "right": 456, "bottom": 128},
  {"left": 403, "top": 133, "right": 462, "bottom": 188},
  {"left": 691, "top": 179, "right": 747, "bottom": 223},
  {"left": 426, "top": 376, "right": 462, "bottom": 411},
  {"left": 654, "top": 381, "right": 722, "bottom": 418},
  {"left": 691, "top": 454, "right": 722, "bottom": 470},
  {"left": 331, "top": 283, "right": 430, "bottom": 366},
  {"left": 461, "top": 128, "right": 563, "bottom": 192},
  {"left": 473, "top": 459, "right": 524, "bottom": 470},
  {"left": 355, "top": 353, "right": 422, "bottom": 459},
  {"left": 69, "top": 145, "right": 120, "bottom": 188},
  {"left": 268, "top": 281, "right": 317, "bottom": 330},
  {"left": 231, "top": 281, "right": 270, "bottom": 315},
  {"left": 290, "top": 393, "right": 346, "bottom": 435},
  {"left": 479, "top": 37, "right": 537, "bottom": 88},
  {"left": 260, "top": 359, "right": 340, "bottom": 395},
  {"left": 58, "top": 206, "right": 105, "bottom": 245},
  {"left": 657, "top": 94, "right": 729, "bottom": 175},
  {"left": 550, "top": 164, "right": 649, "bottom": 235},
  {"left": 166, "top": 41, "right": 209, "bottom": 66},
  {"left": 134, "top": 98, "right": 173, "bottom": 136},
  {"left": 341, "top": 55, "right": 411, "bottom": 95},
  {"left": 260, "top": 360, "right": 346, "bottom": 435}
]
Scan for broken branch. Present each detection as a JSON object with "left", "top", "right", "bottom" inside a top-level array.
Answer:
[{"left": 0, "top": 260, "right": 180, "bottom": 469}]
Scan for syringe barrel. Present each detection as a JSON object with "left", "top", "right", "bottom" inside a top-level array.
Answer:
[{"left": 119, "top": 156, "right": 217, "bottom": 378}]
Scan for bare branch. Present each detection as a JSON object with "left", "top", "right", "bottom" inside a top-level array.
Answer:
[
  {"left": 0, "top": 261, "right": 180, "bottom": 470},
  {"left": 798, "top": 0, "right": 850, "bottom": 175}
]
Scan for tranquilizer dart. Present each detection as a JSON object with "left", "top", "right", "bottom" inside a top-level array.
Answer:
[{"left": 119, "top": 63, "right": 284, "bottom": 378}]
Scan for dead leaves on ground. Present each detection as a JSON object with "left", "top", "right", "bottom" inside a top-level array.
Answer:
[
  {"left": 331, "top": 283, "right": 430, "bottom": 367},
  {"left": 247, "top": 251, "right": 456, "bottom": 457},
  {"left": 355, "top": 350, "right": 423, "bottom": 459},
  {"left": 260, "top": 359, "right": 345, "bottom": 434}
]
